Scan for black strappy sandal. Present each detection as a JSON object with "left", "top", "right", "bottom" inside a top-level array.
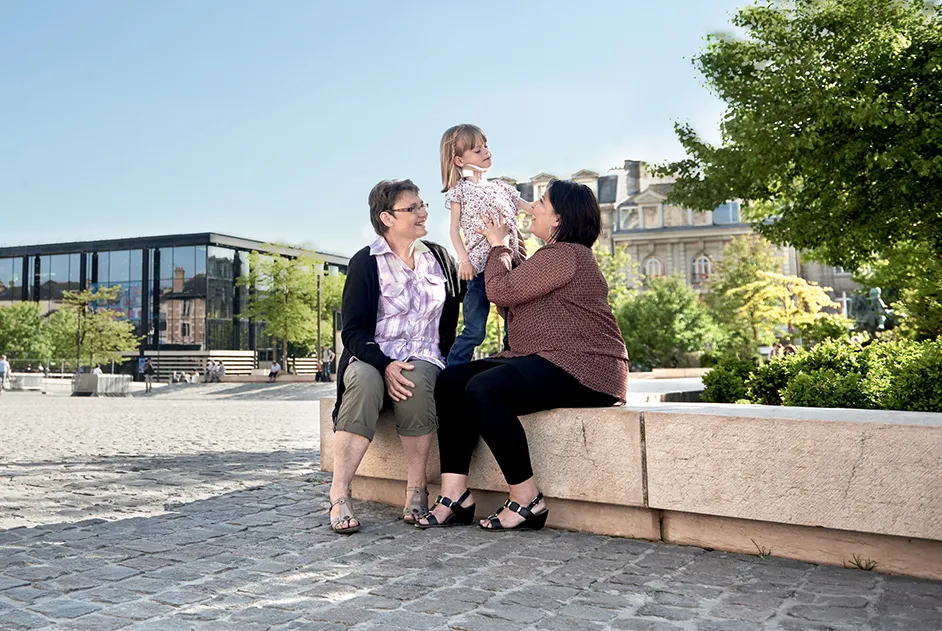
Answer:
[
  {"left": 414, "top": 489, "right": 475, "bottom": 529},
  {"left": 480, "top": 491, "right": 549, "bottom": 531}
]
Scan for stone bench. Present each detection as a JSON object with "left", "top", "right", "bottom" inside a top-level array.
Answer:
[
  {"left": 71, "top": 374, "right": 132, "bottom": 397},
  {"left": 319, "top": 399, "right": 942, "bottom": 580}
]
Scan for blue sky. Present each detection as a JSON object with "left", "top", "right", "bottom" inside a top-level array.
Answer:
[{"left": 1, "top": 1, "right": 744, "bottom": 257}]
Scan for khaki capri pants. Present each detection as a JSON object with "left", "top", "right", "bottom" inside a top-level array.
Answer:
[{"left": 334, "top": 360, "right": 441, "bottom": 441}]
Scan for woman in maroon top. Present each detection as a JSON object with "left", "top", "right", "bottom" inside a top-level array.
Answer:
[{"left": 416, "top": 179, "right": 630, "bottom": 531}]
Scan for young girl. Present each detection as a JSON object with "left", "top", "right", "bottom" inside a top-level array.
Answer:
[{"left": 440, "top": 124, "right": 529, "bottom": 365}]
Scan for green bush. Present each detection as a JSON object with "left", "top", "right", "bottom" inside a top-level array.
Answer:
[
  {"left": 744, "top": 338, "right": 942, "bottom": 411},
  {"left": 781, "top": 369, "right": 870, "bottom": 409},
  {"left": 745, "top": 356, "right": 795, "bottom": 406},
  {"left": 858, "top": 341, "right": 913, "bottom": 405},
  {"left": 746, "top": 340, "right": 869, "bottom": 406},
  {"left": 701, "top": 356, "right": 755, "bottom": 403},
  {"left": 882, "top": 340, "right": 942, "bottom": 412}
]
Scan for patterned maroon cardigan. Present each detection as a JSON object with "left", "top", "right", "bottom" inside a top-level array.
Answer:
[{"left": 484, "top": 242, "right": 630, "bottom": 402}]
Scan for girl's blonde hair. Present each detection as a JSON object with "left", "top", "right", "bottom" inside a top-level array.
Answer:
[{"left": 440, "top": 124, "right": 487, "bottom": 192}]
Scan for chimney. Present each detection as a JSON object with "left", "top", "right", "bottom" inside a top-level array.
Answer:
[
  {"left": 624, "top": 160, "right": 641, "bottom": 195},
  {"left": 173, "top": 267, "right": 185, "bottom": 293}
]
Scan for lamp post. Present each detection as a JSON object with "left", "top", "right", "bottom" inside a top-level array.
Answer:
[
  {"left": 316, "top": 271, "right": 322, "bottom": 366},
  {"left": 75, "top": 304, "right": 82, "bottom": 374}
]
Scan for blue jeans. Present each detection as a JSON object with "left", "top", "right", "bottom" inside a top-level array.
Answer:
[{"left": 447, "top": 274, "right": 509, "bottom": 365}]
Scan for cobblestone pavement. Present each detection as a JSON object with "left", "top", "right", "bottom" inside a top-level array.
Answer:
[{"left": 1, "top": 393, "right": 940, "bottom": 630}]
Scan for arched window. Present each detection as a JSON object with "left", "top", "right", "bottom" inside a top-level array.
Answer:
[
  {"left": 692, "top": 254, "right": 712, "bottom": 281},
  {"left": 644, "top": 257, "right": 663, "bottom": 278}
]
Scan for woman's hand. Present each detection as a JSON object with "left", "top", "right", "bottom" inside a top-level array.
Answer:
[
  {"left": 458, "top": 257, "right": 475, "bottom": 281},
  {"left": 384, "top": 360, "right": 415, "bottom": 402},
  {"left": 476, "top": 210, "right": 512, "bottom": 248}
]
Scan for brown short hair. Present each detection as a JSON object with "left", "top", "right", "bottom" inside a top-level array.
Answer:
[{"left": 368, "top": 179, "right": 419, "bottom": 236}]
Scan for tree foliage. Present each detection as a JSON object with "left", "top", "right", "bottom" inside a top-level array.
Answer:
[
  {"left": 239, "top": 249, "right": 342, "bottom": 363},
  {"left": 729, "top": 271, "right": 843, "bottom": 343},
  {"left": 60, "top": 286, "right": 141, "bottom": 366},
  {"left": 855, "top": 241, "right": 942, "bottom": 340},
  {"left": 616, "top": 274, "right": 719, "bottom": 370},
  {"left": 660, "top": 0, "right": 942, "bottom": 266},
  {"left": 705, "top": 235, "right": 784, "bottom": 354},
  {"left": 594, "top": 245, "right": 637, "bottom": 310},
  {"left": 0, "top": 302, "right": 51, "bottom": 359}
]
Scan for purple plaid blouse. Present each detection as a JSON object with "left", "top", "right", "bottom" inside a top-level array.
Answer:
[{"left": 367, "top": 236, "right": 447, "bottom": 369}]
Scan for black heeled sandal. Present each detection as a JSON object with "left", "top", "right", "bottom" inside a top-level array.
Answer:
[
  {"left": 480, "top": 491, "right": 549, "bottom": 531},
  {"left": 414, "top": 489, "right": 475, "bottom": 529}
]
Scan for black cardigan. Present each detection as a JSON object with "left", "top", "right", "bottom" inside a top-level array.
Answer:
[{"left": 332, "top": 240, "right": 463, "bottom": 421}]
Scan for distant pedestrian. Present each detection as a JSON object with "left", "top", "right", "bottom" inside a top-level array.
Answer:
[
  {"left": 143, "top": 359, "right": 155, "bottom": 393},
  {"left": 205, "top": 360, "right": 217, "bottom": 383},
  {"left": 92, "top": 364, "right": 103, "bottom": 376},
  {"left": 216, "top": 362, "right": 226, "bottom": 381},
  {"left": 321, "top": 345, "right": 335, "bottom": 382},
  {"left": 0, "top": 355, "right": 9, "bottom": 394},
  {"left": 268, "top": 361, "right": 281, "bottom": 382}
]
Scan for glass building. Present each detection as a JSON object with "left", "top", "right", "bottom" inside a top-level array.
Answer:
[{"left": 0, "top": 233, "right": 348, "bottom": 356}]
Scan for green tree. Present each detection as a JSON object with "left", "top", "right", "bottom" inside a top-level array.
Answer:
[
  {"left": 0, "top": 302, "right": 51, "bottom": 360},
  {"left": 616, "top": 274, "right": 719, "bottom": 370},
  {"left": 659, "top": 0, "right": 942, "bottom": 267},
  {"left": 57, "top": 286, "right": 141, "bottom": 367},
  {"left": 729, "top": 271, "right": 843, "bottom": 344},
  {"left": 856, "top": 241, "right": 942, "bottom": 340},
  {"left": 705, "top": 235, "right": 784, "bottom": 355},
  {"left": 46, "top": 308, "right": 79, "bottom": 364},
  {"left": 239, "top": 249, "right": 326, "bottom": 364},
  {"left": 594, "top": 245, "right": 637, "bottom": 310}
]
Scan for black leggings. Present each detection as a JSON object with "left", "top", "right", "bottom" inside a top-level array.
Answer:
[{"left": 435, "top": 355, "right": 618, "bottom": 485}]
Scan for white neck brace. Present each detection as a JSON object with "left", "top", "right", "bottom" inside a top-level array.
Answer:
[{"left": 461, "top": 164, "right": 489, "bottom": 178}]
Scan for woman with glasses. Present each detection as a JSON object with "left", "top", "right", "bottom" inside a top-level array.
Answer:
[{"left": 327, "top": 179, "right": 463, "bottom": 534}]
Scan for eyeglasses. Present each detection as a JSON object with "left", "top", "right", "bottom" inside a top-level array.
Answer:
[{"left": 387, "top": 201, "right": 429, "bottom": 214}]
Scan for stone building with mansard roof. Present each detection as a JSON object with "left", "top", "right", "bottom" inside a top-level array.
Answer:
[{"left": 494, "top": 159, "right": 860, "bottom": 316}]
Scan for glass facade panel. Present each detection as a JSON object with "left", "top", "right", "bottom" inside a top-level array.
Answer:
[
  {"left": 158, "top": 278, "right": 174, "bottom": 345},
  {"left": 68, "top": 253, "right": 81, "bottom": 292},
  {"left": 173, "top": 246, "right": 196, "bottom": 281},
  {"left": 129, "top": 250, "right": 143, "bottom": 282},
  {"left": 195, "top": 246, "right": 206, "bottom": 276},
  {"left": 0, "top": 258, "right": 17, "bottom": 305},
  {"left": 208, "top": 246, "right": 235, "bottom": 280},
  {"left": 208, "top": 278, "right": 233, "bottom": 319},
  {"left": 207, "top": 318, "right": 234, "bottom": 350},
  {"left": 109, "top": 250, "right": 131, "bottom": 283},
  {"left": 37, "top": 256, "right": 52, "bottom": 311},
  {"left": 48, "top": 254, "right": 71, "bottom": 312},
  {"left": 159, "top": 247, "right": 173, "bottom": 280},
  {"left": 118, "top": 282, "right": 144, "bottom": 320},
  {"left": 97, "top": 251, "right": 110, "bottom": 284}
]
